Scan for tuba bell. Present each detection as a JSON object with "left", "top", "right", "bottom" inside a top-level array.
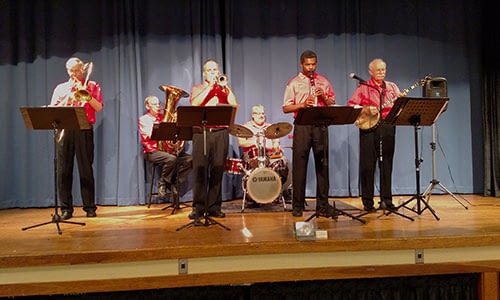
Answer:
[{"left": 158, "top": 85, "right": 189, "bottom": 154}]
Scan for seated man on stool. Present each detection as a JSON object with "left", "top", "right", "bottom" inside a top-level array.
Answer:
[{"left": 138, "top": 95, "right": 192, "bottom": 198}]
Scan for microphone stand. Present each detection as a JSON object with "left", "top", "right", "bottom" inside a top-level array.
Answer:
[{"left": 421, "top": 124, "right": 468, "bottom": 209}]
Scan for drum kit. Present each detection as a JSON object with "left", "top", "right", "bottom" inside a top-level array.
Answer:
[{"left": 226, "top": 122, "right": 293, "bottom": 210}]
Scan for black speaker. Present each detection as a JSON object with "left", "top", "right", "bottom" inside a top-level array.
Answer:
[{"left": 423, "top": 77, "right": 447, "bottom": 97}]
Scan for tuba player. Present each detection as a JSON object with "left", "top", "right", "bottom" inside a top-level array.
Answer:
[{"left": 139, "top": 95, "right": 193, "bottom": 198}]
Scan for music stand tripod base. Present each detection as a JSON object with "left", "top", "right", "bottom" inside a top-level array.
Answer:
[
  {"left": 392, "top": 198, "right": 438, "bottom": 220},
  {"left": 176, "top": 212, "right": 231, "bottom": 231},
  {"left": 304, "top": 201, "right": 366, "bottom": 224},
  {"left": 356, "top": 204, "right": 414, "bottom": 221},
  {"left": 161, "top": 192, "right": 191, "bottom": 214},
  {"left": 22, "top": 215, "right": 86, "bottom": 235}
]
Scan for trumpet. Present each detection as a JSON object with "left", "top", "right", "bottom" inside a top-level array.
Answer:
[
  {"left": 218, "top": 74, "right": 228, "bottom": 87},
  {"left": 74, "top": 61, "right": 93, "bottom": 102}
]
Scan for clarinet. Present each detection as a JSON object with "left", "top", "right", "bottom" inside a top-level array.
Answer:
[{"left": 309, "top": 72, "right": 317, "bottom": 106}]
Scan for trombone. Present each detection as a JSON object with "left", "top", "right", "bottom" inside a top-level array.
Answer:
[{"left": 74, "top": 62, "right": 94, "bottom": 102}]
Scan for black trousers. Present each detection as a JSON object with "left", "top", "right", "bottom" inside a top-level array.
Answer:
[
  {"left": 191, "top": 128, "right": 228, "bottom": 213},
  {"left": 145, "top": 150, "right": 192, "bottom": 185},
  {"left": 56, "top": 129, "right": 96, "bottom": 214},
  {"left": 359, "top": 122, "right": 396, "bottom": 208},
  {"left": 292, "top": 125, "right": 330, "bottom": 210}
]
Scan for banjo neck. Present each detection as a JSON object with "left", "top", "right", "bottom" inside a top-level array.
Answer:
[
  {"left": 355, "top": 75, "right": 431, "bottom": 131},
  {"left": 380, "top": 76, "right": 430, "bottom": 111}
]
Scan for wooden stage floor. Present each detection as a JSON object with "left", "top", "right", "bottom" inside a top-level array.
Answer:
[{"left": 1, "top": 194, "right": 499, "bottom": 298}]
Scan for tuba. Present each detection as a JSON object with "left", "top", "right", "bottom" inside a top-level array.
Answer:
[{"left": 158, "top": 85, "right": 189, "bottom": 154}]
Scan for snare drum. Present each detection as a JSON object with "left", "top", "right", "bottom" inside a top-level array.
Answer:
[
  {"left": 243, "top": 145, "right": 268, "bottom": 169},
  {"left": 245, "top": 167, "right": 282, "bottom": 204},
  {"left": 243, "top": 145, "right": 259, "bottom": 160},
  {"left": 224, "top": 158, "right": 246, "bottom": 175}
]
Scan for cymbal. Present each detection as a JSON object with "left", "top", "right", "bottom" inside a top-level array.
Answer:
[
  {"left": 229, "top": 124, "right": 253, "bottom": 138},
  {"left": 264, "top": 122, "right": 293, "bottom": 139},
  {"left": 158, "top": 85, "right": 190, "bottom": 98}
]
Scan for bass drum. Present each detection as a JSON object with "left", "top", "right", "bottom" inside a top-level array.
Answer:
[{"left": 246, "top": 167, "right": 282, "bottom": 204}]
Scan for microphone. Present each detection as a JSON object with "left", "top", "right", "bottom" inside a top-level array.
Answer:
[{"left": 349, "top": 73, "right": 366, "bottom": 83}]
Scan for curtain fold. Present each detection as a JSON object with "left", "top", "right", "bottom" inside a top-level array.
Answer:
[
  {"left": 482, "top": 1, "right": 500, "bottom": 196},
  {"left": 0, "top": 0, "right": 494, "bottom": 208}
]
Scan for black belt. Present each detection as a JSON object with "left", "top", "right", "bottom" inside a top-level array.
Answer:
[{"left": 193, "top": 127, "right": 227, "bottom": 134}]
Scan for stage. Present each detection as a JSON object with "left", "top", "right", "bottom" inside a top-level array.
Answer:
[{"left": 0, "top": 194, "right": 499, "bottom": 298}]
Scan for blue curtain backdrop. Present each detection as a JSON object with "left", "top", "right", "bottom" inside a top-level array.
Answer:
[{"left": 0, "top": 0, "right": 485, "bottom": 208}]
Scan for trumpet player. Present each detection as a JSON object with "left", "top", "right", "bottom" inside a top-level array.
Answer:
[
  {"left": 49, "top": 57, "right": 103, "bottom": 220},
  {"left": 188, "top": 59, "right": 237, "bottom": 224}
]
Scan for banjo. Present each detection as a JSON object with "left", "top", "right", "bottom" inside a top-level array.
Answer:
[{"left": 355, "top": 76, "right": 430, "bottom": 131}]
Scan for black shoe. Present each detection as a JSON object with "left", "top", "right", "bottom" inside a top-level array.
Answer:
[
  {"left": 317, "top": 204, "right": 336, "bottom": 218},
  {"left": 210, "top": 210, "right": 226, "bottom": 218},
  {"left": 86, "top": 211, "right": 97, "bottom": 218},
  {"left": 188, "top": 210, "right": 198, "bottom": 220},
  {"left": 380, "top": 202, "right": 397, "bottom": 211},
  {"left": 363, "top": 206, "right": 376, "bottom": 212},
  {"left": 60, "top": 211, "right": 72, "bottom": 220},
  {"left": 194, "top": 216, "right": 203, "bottom": 226},
  {"left": 158, "top": 183, "right": 167, "bottom": 198},
  {"left": 292, "top": 207, "right": 303, "bottom": 217}
]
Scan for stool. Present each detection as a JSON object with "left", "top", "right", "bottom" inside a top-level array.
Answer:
[{"left": 145, "top": 161, "right": 160, "bottom": 208}]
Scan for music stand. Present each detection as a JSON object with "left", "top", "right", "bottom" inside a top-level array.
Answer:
[
  {"left": 385, "top": 97, "right": 449, "bottom": 220},
  {"left": 150, "top": 122, "right": 193, "bottom": 214},
  {"left": 295, "top": 106, "right": 366, "bottom": 224},
  {"left": 175, "top": 105, "right": 236, "bottom": 231},
  {"left": 19, "top": 107, "right": 88, "bottom": 234}
]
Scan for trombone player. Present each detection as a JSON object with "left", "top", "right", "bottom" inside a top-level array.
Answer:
[{"left": 49, "top": 57, "right": 103, "bottom": 220}]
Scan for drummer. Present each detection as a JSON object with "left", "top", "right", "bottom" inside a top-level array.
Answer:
[{"left": 237, "top": 104, "right": 288, "bottom": 184}]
